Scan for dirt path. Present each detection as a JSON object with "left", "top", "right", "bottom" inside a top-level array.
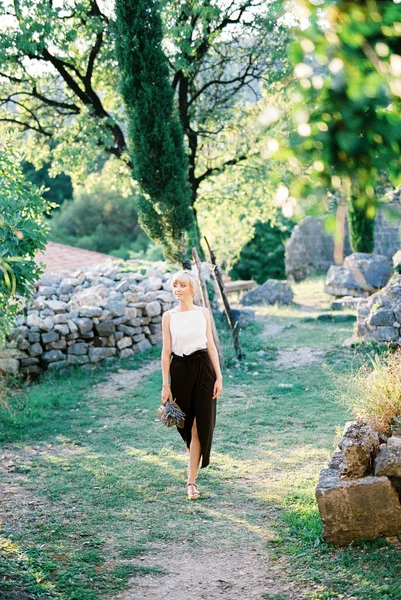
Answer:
[
  {"left": 90, "top": 360, "right": 160, "bottom": 399},
  {"left": 114, "top": 546, "right": 305, "bottom": 600}
]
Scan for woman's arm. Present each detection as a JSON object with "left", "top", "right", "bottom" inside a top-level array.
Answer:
[
  {"left": 161, "top": 312, "right": 172, "bottom": 404},
  {"left": 203, "top": 308, "right": 223, "bottom": 400}
]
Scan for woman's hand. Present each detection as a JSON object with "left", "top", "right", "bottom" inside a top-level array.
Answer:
[
  {"left": 161, "top": 384, "right": 171, "bottom": 405},
  {"left": 212, "top": 377, "right": 223, "bottom": 400}
]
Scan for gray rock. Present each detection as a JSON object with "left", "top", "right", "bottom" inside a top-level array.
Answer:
[
  {"left": 0, "top": 358, "right": 20, "bottom": 375},
  {"left": 145, "top": 301, "right": 161, "bottom": 317},
  {"left": 374, "top": 326, "right": 398, "bottom": 341},
  {"left": 45, "top": 300, "right": 67, "bottom": 313},
  {"left": 68, "top": 343, "right": 89, "bottom": 355},
  {"left": 331, "top": 296, "right": 361, "bottom": 311},
  {"left": 135, "top": 339, "right": 152, "bottom": 352},
  {"left": 38, "top": 274, "right": 62, "bottom": 287},
  {"left": 117, "top": 336, "right": 133, "bottom": 350},
  {"left": 28, "top": 343, "right": 43, "bottom": 357},
  {"left": 338, "top": 423, "right": 379, "bottom": 479},
  {"left": 344, "top": 252, "right": 393, "bottom": 290},
  {"left": 367, "top": 307, "right": 395, "bottom": 327},
  {"left": 79, "top": 306, "right": 102, "bottom": 318},
  {"left": 119, "top": 348, "right": 135, "bottom": 359},
  {"left": 74, "top": 318, "right": 93, "bottom": 334},
  {"left": 240, "top": 280, "right": 293, "bottom": 306},
  {"left": 41, "top": 350, "right": 65, "bottom": 363},
  {"left": 115, "top": 280, "right": 129, "bottom": 293},
  {"left": 27, "top": 315, "right": 54, "bottom": 332},
  {"left": 54, "top": 324, "right": 70, "bottom": 336},
  {"left": 231, "top": 308, "right": 256, "bottom": 327},
  {"left": 54, "top": 314, "right": 69, "bottom": 324},
  {"left": 118, "top": 324, "right": 136, "bottom": 336},
  {"left": 104, "top": 301, "right": 126, "bottom": 317},
  {"left": 41, "top": 331, "right": 59, "bottom": 344},
  {"left": 95, "top": 321, "right": 116, "bottom": 336},
  {"left": 374, "top": 447, "right": 401, "bottom": 476},
  {"left": 387, "top": 436, "right": 401, "bottom": 448},
  {"left": 47, "top": 360, "right": 69, "bottom": 371},
  {"left": 88, "top": 347, "right": 116, "bottom": 362},
  {"left": 28, "top": 332, "right": 41, "bottom": 343},
  {"left": 316, "top": 468, "right": 401, "bottom": 546},
  {"left": 68, "top": 320, "right": 78, "bottom": 334},
  {"left": 67, "top": 354, "right": 90, "bottom": 365}
]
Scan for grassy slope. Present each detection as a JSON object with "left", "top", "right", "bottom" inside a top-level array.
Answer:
[{"left": 1, "top": 278, "right": 400, "bottom": 600}]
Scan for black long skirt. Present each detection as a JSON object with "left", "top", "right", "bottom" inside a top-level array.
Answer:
[{"left": 169, "top": 348, "right": 217, "bottom": 468}]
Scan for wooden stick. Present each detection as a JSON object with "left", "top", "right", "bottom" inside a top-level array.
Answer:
[
  {"left": 191, "top": 247, "right": 223, "bottom": 363},
  {"left": 203, "top": 237, "right": 243, "bottom": 360}
]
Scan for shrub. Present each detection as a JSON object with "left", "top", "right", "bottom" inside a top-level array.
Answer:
[
  {"left": 229, "top": 218, "right": 294, "bottom": 284},
  {"left": 339, "top": 350, "right": 401, "bottom": 433},
  {"left": 49, "top": 182, "right": 152, "bottom": 258}
]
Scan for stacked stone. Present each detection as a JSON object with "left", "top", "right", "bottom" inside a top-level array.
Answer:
[
  {"left": 0, "top": 262, "right": 176, "bottom": 377},
  {"left": 316, "top": 423, "right": 401, "bottom": 545},
  {"left": 356, "top": 275, "right": 401, "bottom": 344}
]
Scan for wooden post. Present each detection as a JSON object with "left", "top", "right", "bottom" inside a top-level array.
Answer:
[
  {"left": 191, "top": 247, "right": 223, "bottom": 363},
  {"left": 204, "top": 237, "right": 243, "bottom": 360}
]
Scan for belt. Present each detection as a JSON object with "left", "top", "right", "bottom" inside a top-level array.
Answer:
[{"left": 171, "top": 348, "right": 209, "bottom": 361}]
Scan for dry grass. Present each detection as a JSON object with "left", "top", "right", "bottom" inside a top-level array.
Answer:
[{"left": 339, "top": 350, "right": 401, "bottom": 432}]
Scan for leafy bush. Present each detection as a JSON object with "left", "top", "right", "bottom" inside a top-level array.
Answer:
[
  {"left": 49, "top": 182, "right": 153, "bottom": 259},
  {"left": 0, "top": 147, "right": 51, "bottom": 340},
  {"left": 229, "top": 218, "right": 294, "bottom": 284},
  {"left": 339, "top": 351, "right": 401, "bottom": 433}
]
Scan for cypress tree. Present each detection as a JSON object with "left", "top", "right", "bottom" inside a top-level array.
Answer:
[
  {"left": 348, "top": 196, "right": 375, "bottom": 253},
  {"left": 114, "top": 0, "right": 198, "bottom": 266}
]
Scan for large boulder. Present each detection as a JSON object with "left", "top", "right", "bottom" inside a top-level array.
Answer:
[
  {"left": 324, "top": 253, "right": 393, "bottom": 298},
  {"left": 240, "top": 280, "right": 293, "bottom": 306},
  {"left": 316, "top": 469, "right": 401, "bottom": 546}
]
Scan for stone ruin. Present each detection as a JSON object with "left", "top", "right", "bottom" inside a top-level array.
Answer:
[
  {"left": 356, "top": 275, "right": 401, "bottom": 345},
  {"left": 285, "top": 194, "right": 401, "bottom": 283},
  {"left": 316, "top": 422, "right": 401, "bottom": 545},
  {"left": 0, "top": 260, "right": 215, "bottom": 378},
  {"left": 240, "top": 279, "right": 293, "bottom": 306},
  {"left": 324, "top": 252, "right": 393, "bottom": 299}
]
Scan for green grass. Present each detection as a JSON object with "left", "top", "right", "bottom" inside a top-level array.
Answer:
[{"left": 1, "top": 280, "right": 401, "bottom": 599}]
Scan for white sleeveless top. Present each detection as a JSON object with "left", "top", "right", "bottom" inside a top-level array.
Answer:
[{"left": 170, "top": 310, "right": 208, "bottom": 357}]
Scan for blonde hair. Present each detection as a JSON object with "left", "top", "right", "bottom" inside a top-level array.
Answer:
[{"left": 170, "top": 270, "right": 200, "bottom": 300}]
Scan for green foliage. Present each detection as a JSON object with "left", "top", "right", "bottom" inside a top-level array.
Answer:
[
  {"left": 22, "top": 161, "right": 73, "bottom": 211},
  {"left": 229, "top": 218, "right": 295, "bottom": 284},
  {"left": 273, "top": 0, "right": 401, "bottom": 252},
  {"left": 0, "top": 0, "right": 128, "bottom": 180},
  {"left": 49, "top": 181, "right": 150, "bottom": 259},
  {"left": 348, "top": 195, "right": 375, "bottom": 253},
  {"left": 0, "top": 147, "right": 51, "bottom": 340},
  {"left": 114, "top": 0, "right": 198, "bottom": 265}
]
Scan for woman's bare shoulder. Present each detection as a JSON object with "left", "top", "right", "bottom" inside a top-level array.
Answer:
[{"left": 200, "top": 306, "right": 211, "bottom": 319}]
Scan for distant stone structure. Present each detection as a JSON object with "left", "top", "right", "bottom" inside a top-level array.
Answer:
[{"left": 285, "top": 200, "right": 401, "bottom": 282}]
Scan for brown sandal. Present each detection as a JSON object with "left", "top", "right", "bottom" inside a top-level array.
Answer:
[{"left": 187, "top": 482, "right": 200, "bottom": 500}]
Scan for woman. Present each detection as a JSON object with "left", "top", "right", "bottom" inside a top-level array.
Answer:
[{"left": 161, "top": 269, "right": 223, "bottom": 500}]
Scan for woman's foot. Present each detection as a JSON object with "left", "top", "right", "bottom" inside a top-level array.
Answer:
[{"left": 187, "top": 482, "right": 200, "bottom": 500}]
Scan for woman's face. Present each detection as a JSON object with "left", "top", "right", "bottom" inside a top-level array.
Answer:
[{"left": 172, "top": 279, "right": 193, "bottom": 301}]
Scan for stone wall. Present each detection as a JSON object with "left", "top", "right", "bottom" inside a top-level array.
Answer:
[
  {"left": 285, "top": 204, "right": 401, "bottom": 282},
  {"left": 0, "top": 260, "right": 213, "bottom": 377},
  {"left": 356, "top": 275, "right": 401, "bottom": 344}
]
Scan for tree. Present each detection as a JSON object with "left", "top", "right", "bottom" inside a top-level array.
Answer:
[
  {"left": 0, "top": 146, "right": 52, "bottom": 341},
  {"left": 114, "top": 0, "right": 198, "bottom": 265},
  {"left": 22, "top": 161, "right": 73, "bottom": 211},
  {"left": 0, "top": 0, "right": 130, "bottom": 178},
  {"left": 276, "top": 0, "right": 401, "bottom": 253},
  {"left": 229, "top": 217, "right": 295, "bottom": 283}
]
